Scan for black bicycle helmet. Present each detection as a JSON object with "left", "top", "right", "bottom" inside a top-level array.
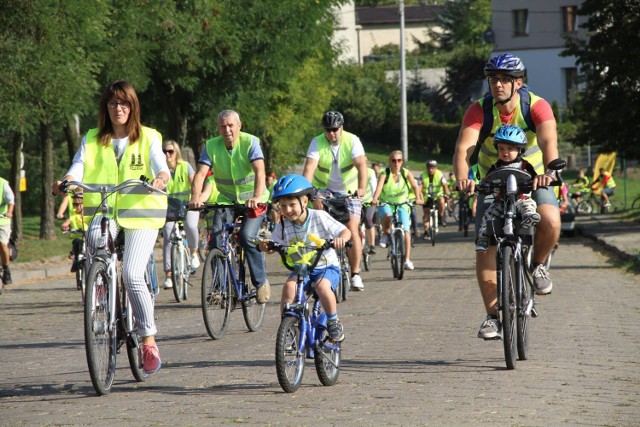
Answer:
[
  {"left": 271, "top": 174, "right": 314, "bottom": 201},
  {"left": 322, "top": 111, "right": 344, "bottom": 129}
]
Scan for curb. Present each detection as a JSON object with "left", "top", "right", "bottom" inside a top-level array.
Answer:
[{"left": 575, "top": 223, "right": 640, "bottom": 268}]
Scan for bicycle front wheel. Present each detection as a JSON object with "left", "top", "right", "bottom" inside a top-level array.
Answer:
[
  {"left": 576, "top": 200, "right": 593, "bottom": 215},
  {"left": 171, "top": 243, "right": 188, "bottom": 303},
  {"left": 275, "top": 316, "right": 305, "bottom": 393},
  {"left": 77, "top": 260, "right": 86, "bottom": 304},
  {"left": 240, "top": 253, "right": 266, "bottom": 332},
  {"left": 430, "top": 211, "right": 437, "bottom": 246},
  {"left": 84, "top": 258, "right": 117, "bottom": 395},
  {"left": 201, "top": 249, "right": 232, "bottom": 340},
  {"left": 393, "top": 229, "right": 405, "bottom": 280},
  {"left": 122, "top": 281, "right": 148, "bottom": 383},
  {"left": 314, "top": 327, "right": 340, "bottom": 387},
  {"left": 499, "top": 245, "right": 517, "bottom": 370}
]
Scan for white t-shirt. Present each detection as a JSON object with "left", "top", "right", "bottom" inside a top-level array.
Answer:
[
  {"left": 272, "top": 209, "right": 346, "bottom": 270},
  {"left": 65, "top": 133, "right": 169, "bottom": 181},
  {"left": 306, "top": 134, "right": 365, "bottom": 193}
]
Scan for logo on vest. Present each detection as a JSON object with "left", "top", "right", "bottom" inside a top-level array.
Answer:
[{"left": 130, "top": 154, "right": 144, "bottom": 171}]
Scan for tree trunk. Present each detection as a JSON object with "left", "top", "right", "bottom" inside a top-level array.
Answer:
[
  {"left": 63, "top": 114, "right": 81, "bottom": 161},
  {"left": 39, "top": 123, "right": 56, "bottom": 240},
  {"left": 9, "top": 133, "right": 23, "bottom": 243}
]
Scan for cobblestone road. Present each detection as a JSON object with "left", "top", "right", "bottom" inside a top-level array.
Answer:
[{"left": 1, "top": 228, "right": 638, "bottom": 426}]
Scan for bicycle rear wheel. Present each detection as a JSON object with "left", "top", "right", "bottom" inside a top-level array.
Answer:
[
  {"left": 122, "top": 280, "right": 148, "bottom": 383},
  {"left": 393, "top": 229, "right": 405, "bottom": 280},
  {"left": 84, "top": 258, "right": 117, "bottom": 395},
  {"left": 275, "top": 316, "right": 305, "bottom": 393},
  {"left": 314, "top": 328, "right": 340, "bottom": 387},
  {"left": 239, "top": 251, "right": 266, "bottom": 332},
  {"left": 201, "top": 249, "right": 232, "bottom": 340},
  {"left": 499, "top": 245, "right": 517, "bottom": 370},
  {"left": 171, "top": 243, "right": 187, "bottom": 303}
]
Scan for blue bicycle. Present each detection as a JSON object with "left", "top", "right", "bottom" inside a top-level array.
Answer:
[
  {"left": 200, "top": 204, "right": 266, "bottom": 340},
  {"left": 270, "top": 239, "right": 348, "bottom": 393}
]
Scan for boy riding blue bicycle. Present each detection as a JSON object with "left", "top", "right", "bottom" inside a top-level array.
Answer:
[{"left": 258, "top": 174, "right": 350, "bottom": 342}]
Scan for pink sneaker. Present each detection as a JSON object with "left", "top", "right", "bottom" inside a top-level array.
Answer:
[{"left": 142, "top": 343, "right": 161, "bottom": 374}]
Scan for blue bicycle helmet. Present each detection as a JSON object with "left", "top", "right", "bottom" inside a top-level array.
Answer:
[
  {"left": 493, "top": 125, "right": 527, "bottom": 153},
  {"left": 271, "top": 174, "right": 314, "bottom": 201},
  {"left": 484, "top": 53, "right": 526, "bottom": 78},
  {"left": 322, "top": 111, "right": 344, "bottom": 129}
]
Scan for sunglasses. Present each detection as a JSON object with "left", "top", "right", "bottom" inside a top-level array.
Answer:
[
  {"left": 324, "top": 128, "right": 340, "bottom": 133},
  {"left": 163, "top": 149, "right": 175, "bottom": 155},
  {"left": 391, "top": 159, "right": 403, "bottom": 163}
]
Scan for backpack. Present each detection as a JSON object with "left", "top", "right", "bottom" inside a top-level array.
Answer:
[
  {"left": 472, "top": 85, "right": 537, "bottom": 165},
  {"left": 383, "top": 167, "right": 410, "bottom": 190}
]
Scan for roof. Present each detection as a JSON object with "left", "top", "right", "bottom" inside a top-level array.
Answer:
[{"left": 356, "top": 5, "right": 444, "bottom": 26}]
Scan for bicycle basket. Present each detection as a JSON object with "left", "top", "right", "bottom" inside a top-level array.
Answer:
[
  {"left": 166, "top": 197, "right": 188, "bottom": 222},
  {"left": 322, "top": 198, "right": 351, "bottom": 224}
]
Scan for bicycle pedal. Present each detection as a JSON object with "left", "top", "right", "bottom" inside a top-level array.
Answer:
[{"left": 531, "top": 307, "right": 539, "bottom": 318}]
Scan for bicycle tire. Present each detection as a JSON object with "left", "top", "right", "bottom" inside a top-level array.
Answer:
[
  {"left": 394, "top": 229, "right": 405, "bottom": 280},
  {"left": 77, "top": 261, "right": 86, "bottom": 304},
  {"left": 341, "top": 264, "right": 350, "bottom": 301},
  {"left": 516, "top": 255, "right": 531, "bottom": 361},
  {"left": 201, "top": 249, "right": 232, "bottom": 340},
  {"left": 171, "top": 243, "right": 187, "bottom": 303},
  {"left": 632, "top": 197, "right": 640, "bottom": 210},
  {"left": 499, "top": 245, "right": 517, "bottom": 370},
  {"left": 84, "top": 258, "right": 116, "bottom": 395},
  {"left": 576, "top": 200, "right": 593, "bottom": 215},
  {"left": 334, "top": 249, "right": 345, "bottom": 303},
  {"left": 122, "top": 280, "right": 148, "bottom": 383},
  {"left": 314, "top": 327, "right": 340, "bottom": 387},
  {"left": 430, "top": 211, "right": 437, "bottom": 247},
  {"left": 275, "top": 315, "right": 305, "bottom": 393},
  {"left": 240, "top": 251, "right": 266, "bottom": 332}
]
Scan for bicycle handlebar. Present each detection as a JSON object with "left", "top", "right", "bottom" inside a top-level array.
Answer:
[
  {"left": 58, "top": 176, "right": 167, "bottom": 196},
  {"left": 268, "top": 239, "right": 353, "bottom": 273}
]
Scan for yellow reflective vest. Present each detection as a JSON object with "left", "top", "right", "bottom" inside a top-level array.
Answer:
[
  {"left": 311, "top": 132, "right": 358, "bottom": 193},
  {"left": 421, "top": 169, "right": 445, "bottom": 198},
  {"left": 82, "top": 127, "right": 168, "bottom": 229},
  {"left": 477, "top": 92, "right": 545, "bottom": 177},
  {"left": 167, "top": 160, "right": 191, "bottom": 201},
  {"left": 205, "top": 132, "right": 267, "bottom": 205},
  {"left": 0, "top": 178, "right": 10, "bottom": 225}
]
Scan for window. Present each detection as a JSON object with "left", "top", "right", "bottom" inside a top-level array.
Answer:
[
  {"left": 513, "top": 9, "right": 529, "bottom": 37},
  {"left": 562, "top": 6, "right": 578, "bottom": 33},
  {"left": 564, "top": 67, "right": 579, "bottom": 103}
]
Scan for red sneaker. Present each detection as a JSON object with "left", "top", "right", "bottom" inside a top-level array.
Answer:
[{"left": 142, "top": 342, "right": 161, "bottom": 374}]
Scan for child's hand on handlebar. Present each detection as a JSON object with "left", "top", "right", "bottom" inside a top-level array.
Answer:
[{"left": 332, "top": 237, "right": 347, "bottom": 249}]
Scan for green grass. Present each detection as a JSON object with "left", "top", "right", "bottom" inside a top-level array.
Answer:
[{"left": 16, "top": 216, "right": 71, "bottom": 263}]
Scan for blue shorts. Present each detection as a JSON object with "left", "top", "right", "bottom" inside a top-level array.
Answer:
[
  {"left": 289, "top": 265, "right": 341, "bottom": 293},
  {"left": 377, "top": 204, "right": 411, "bottom": 232},
  {"left": 603, "top": 187, "right": 616, "bottom": 196},
  {"left": 475, "top": 186, "right": 558, "bottom": 239}
]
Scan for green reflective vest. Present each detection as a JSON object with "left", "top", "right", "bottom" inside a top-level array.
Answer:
[
  {"left": 206, "top": 176, "right": 220, "bottom": 203},
  {"left": 83, "top": 127, "right": 168, "bottom": 229},
  {"left": 0, "top": 178, "right": 10, "bottom": 225},
  {"left": 380, "top": 170, "right": 409, "bottom": 204},
  {"left": 477, "top": 91, "right": 545, "bottom": 177},
  {"left": 421, "top": 169, "right": 445, "bottom": 198},
  {"left": 167, "top": 160, "right": 191, "bottom": 201},
  {"left": 312, "top": 132, "right": 358, "bottom": 193},
  {"left": 67, "top": 194, "right": 87, "bottom": 235},
  {"left": 205, "top": 132, "right": 267, "bottom": 205}
]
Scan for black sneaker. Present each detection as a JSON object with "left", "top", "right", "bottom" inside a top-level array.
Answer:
[
  {"left": 2, "top": 267, "right": 12, "bottom": 285},
  {"left": 326, "top": 318, "right": 345, "bottom": 342}
]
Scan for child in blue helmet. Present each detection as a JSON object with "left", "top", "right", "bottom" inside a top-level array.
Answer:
[
  {"left": 258, "top": 174, "right": 351, "bottom": 342},
  {"left": 475, "top": 125, "right": 540, "bottom": 252}
]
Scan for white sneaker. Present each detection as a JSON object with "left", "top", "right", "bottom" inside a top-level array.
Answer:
[
  {"left": 404, "top": 259, "right": 414, "bottom": 270},
  {"left": 379, "top": 234, "right": 388, "bottom": 248},
  {"left": 351, "top": 274, "right": 364, "bottom": 291},
  {"left": 163, "top": 276, "right": 173, "bottom": 289},
  {"left": 191, "top": 253, "right": 200, "bottom": 269}
]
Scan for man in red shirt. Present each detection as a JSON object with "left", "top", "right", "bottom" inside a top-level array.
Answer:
[{"left": 453, "top": 53, "right": 561, "bottom": 340}]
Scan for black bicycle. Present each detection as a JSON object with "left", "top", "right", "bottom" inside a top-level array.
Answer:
[{"left": 477, "top": 159, "right": 565, "bottom": 369}]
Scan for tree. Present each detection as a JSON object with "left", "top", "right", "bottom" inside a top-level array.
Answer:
[{"left": 562, "top": 0, "right": 640, "bottom": 159}]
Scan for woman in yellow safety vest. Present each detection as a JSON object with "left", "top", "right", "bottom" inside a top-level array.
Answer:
[
  {"left": 52, "top": 80, "right": 170, "bottom": 376},
  {"left": 161, "top": 141, "right": 201, "bottom": 289},
  {"left": 371, "top": 150, "right": 423, "bottom": 271}
]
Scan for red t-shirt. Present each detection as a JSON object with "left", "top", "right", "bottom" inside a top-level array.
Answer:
[{"left": 462, "top": 96, "right": 555, "bottom": 130}]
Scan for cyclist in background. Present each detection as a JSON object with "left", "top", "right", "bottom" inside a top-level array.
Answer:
[
  {"left": 0, "top": 176, "right": 15, "bottom": 287},
  {"left": 453, "top": 53, "right": 560, "bottom": 340},
  {"left": 259, "top": 174, "right": 350, "bottom": 342},
  {"left": 362, "top": 164, "right": 378, "bottom": 254},
  {"left": 57, "top": 190, "right": 86, "bottom": 274},
  {"left": 569, "top": 169, "right": 590, "bottom": 204},
  {"left": 303, "top": 111, "right": 368, "bottom": 291},
  {"left": 371, "top": 150, "right": 422, "bottom": 270},
  {"left": 161, "top": 140, "right": 200, "bottom": 289},
  {"left": 52, "top": 80, "right": 169, "bottom": 374},
  {"left": 418, "top": 160, "right": 450, "bottom": 239},
  {"left": 591, "top": 167, "right": 616, "bottom": 208}
]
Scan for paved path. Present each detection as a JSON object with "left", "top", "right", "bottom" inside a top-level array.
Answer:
[{"left": 1, "top": 226, "right": 639, "bottom": 426}]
